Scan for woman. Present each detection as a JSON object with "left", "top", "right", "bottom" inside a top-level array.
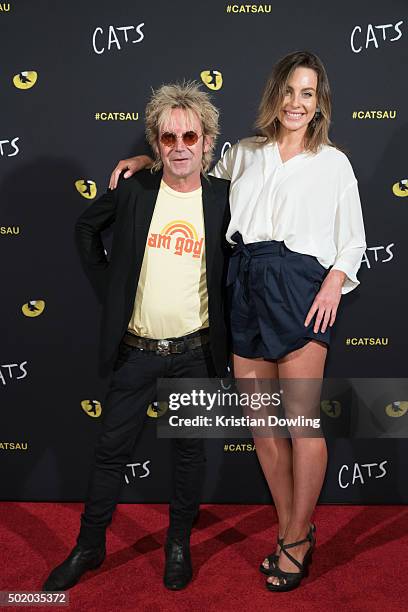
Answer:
[{"left": 109, "top": 51, "right": 366, "bottom": 591}]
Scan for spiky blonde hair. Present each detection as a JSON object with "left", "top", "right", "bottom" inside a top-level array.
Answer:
[{"left": 145, "top": 81, "right": 220, "bottom": 174}]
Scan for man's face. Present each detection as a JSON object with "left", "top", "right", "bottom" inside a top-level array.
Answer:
[{"left": 157, "top": 108, "right": 211, "bottom": 183}]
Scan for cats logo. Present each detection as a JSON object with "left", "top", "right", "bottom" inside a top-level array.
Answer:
[
  {"left": 81, "top": 400, "right": 102, "bottom": 418},
  {"left": 200, "top": 70, "right": 223, "bottom": 91},
  {"left": 13, "top": 71, "right": 38, "bottom": 90},
  {"left": 385, "top": 401, "right": 408, "bottom": 418},
  {"left": 75, "top": 179, "right": 97, "bottom": 200},
  {"left": 321, "top": 400, "right": 341, "bottom": 418},
  {"left": 147, "top": 401, "right": 168, "bottom": 418},
  {"left": 21, "top": 300, "right": 45, "bottom": 317},
  {"left": 392, "top": 179, "right": 408, "bottom": 197}
]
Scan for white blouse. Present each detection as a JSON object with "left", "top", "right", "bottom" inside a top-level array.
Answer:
[{"left": 210, "top": 137, "right": 366, "bottom": 294}]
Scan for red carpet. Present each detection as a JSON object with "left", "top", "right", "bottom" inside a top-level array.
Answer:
[{"left": 1, "top": 503, "right": 407, "bottom": 611}]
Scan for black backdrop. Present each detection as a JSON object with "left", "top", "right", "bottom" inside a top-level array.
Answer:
[{"left": 1, "top": 0, "right": 407, "bottom": 504}]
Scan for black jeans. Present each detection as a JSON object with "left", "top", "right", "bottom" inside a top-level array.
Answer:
[{"left": 77, "top": 338, "right": 215, "bottom": 549}]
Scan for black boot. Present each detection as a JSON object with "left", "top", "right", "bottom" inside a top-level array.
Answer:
[
  {"left": 163, "top": 537, "right": 192, "bottom": 590},
  {"left": 42, "top": 544, "right": 105, "bottom": 591}
]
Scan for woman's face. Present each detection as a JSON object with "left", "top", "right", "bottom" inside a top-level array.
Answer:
[{"left": 278, "top": 66, "right": 318, "bottom": 134}]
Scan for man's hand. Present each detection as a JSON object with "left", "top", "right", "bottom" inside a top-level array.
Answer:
[
  {"left": 304, "top": 269, "right": 345, "bottom": 334},
  {"left": 109, "top": 155, "right": 154, "bottom": 190}
]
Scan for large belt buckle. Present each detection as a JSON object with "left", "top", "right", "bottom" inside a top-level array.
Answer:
[{"left": 156, "top": 339, "right": 171, "bottom": 356}]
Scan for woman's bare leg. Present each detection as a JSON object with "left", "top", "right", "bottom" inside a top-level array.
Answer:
[
  {"left": 268, "top": 340, "right": 328, "bottom": 584},
  {"left": 233, "top": 354, "right": 293, "bottom": 567}
]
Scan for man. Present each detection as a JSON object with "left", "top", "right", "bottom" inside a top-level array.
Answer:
[{"left": 43, "top": 82, "right": 230, "bottom": 591}]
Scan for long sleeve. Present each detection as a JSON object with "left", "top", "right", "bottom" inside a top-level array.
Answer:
[
  {"left": 332, "top": 180, "right": 366, "bottom": 294},
  {"left": 75, "top": 186, "right": 118, "bottom": 303}
]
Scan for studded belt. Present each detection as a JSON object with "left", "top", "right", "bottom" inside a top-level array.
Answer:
[{"left": 122, "top": 330, "right": 210, "bottom": 356}]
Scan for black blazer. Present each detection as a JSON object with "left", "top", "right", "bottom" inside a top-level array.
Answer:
[{"left": 75, "top": 170, "right": 231, "bottom": 376}]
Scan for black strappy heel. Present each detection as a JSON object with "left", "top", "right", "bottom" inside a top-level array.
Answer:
[
  {"left": 266, "top": 524, "right": 316, "bottom": 592},
  {"left": 259, "top": 536, "right": 284, "bottom": 575},
  {"left": 260, "top": 523, "right": 315, "bottom": 576}
]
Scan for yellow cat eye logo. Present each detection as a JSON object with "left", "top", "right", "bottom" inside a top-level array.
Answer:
[
  {"left": 75, "top": 179, "right": 97, "bottom": 199},
  {"left": 385, "top": 401, "right": 408, "bottom": 418},
  {"left": 22, "top": 300, "right": 45, "bottom": 317},
  {"left": 392, "top": 179, "right": 408, "bottom": 197},
  {"left": 200, "top": 70, "right": 223, "bottom": 91},
  {"left": 321, "top": 400, "right": 341, "bottom": 418},
  {"left": 147, "top": 402, "right": 168, "bottom": 418},
  {"left": 81, "top": 400, "right": 102, "bottom": 418},
  {"left": 13, "top": 71, "right": 38, "bottom": 90}
]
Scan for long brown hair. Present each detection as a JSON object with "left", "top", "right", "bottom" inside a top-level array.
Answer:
[{"left": 255, "top": 51, "right": 334, "bottom": 152}]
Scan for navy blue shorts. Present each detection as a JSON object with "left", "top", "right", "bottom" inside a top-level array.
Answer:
[{"left": 227, "top": 232, "right": 331, "bottom": 360}]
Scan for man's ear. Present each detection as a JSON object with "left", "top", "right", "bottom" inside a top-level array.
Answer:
[{"left": 203, "top": 135, "right": 212, "bottom": 153}]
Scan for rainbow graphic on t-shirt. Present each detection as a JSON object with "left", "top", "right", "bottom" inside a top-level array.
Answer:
[
  {"left": 147, "top": 220, "right": 204, "bottom": 258},
  {"left": 162, "top": 220, "right": 198, "bottom": 240}
]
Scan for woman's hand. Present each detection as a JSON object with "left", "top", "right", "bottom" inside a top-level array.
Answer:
[
  {"left": 304, "top": 269, "right": 345, "bottom": 333},
  {"left": 109, "top": 155, "right": 154, "bottom": 190}
]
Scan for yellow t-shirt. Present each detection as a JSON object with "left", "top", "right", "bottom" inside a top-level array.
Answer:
[{"left": 127, "top": 180, "right": 208, "bottom": 339}]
